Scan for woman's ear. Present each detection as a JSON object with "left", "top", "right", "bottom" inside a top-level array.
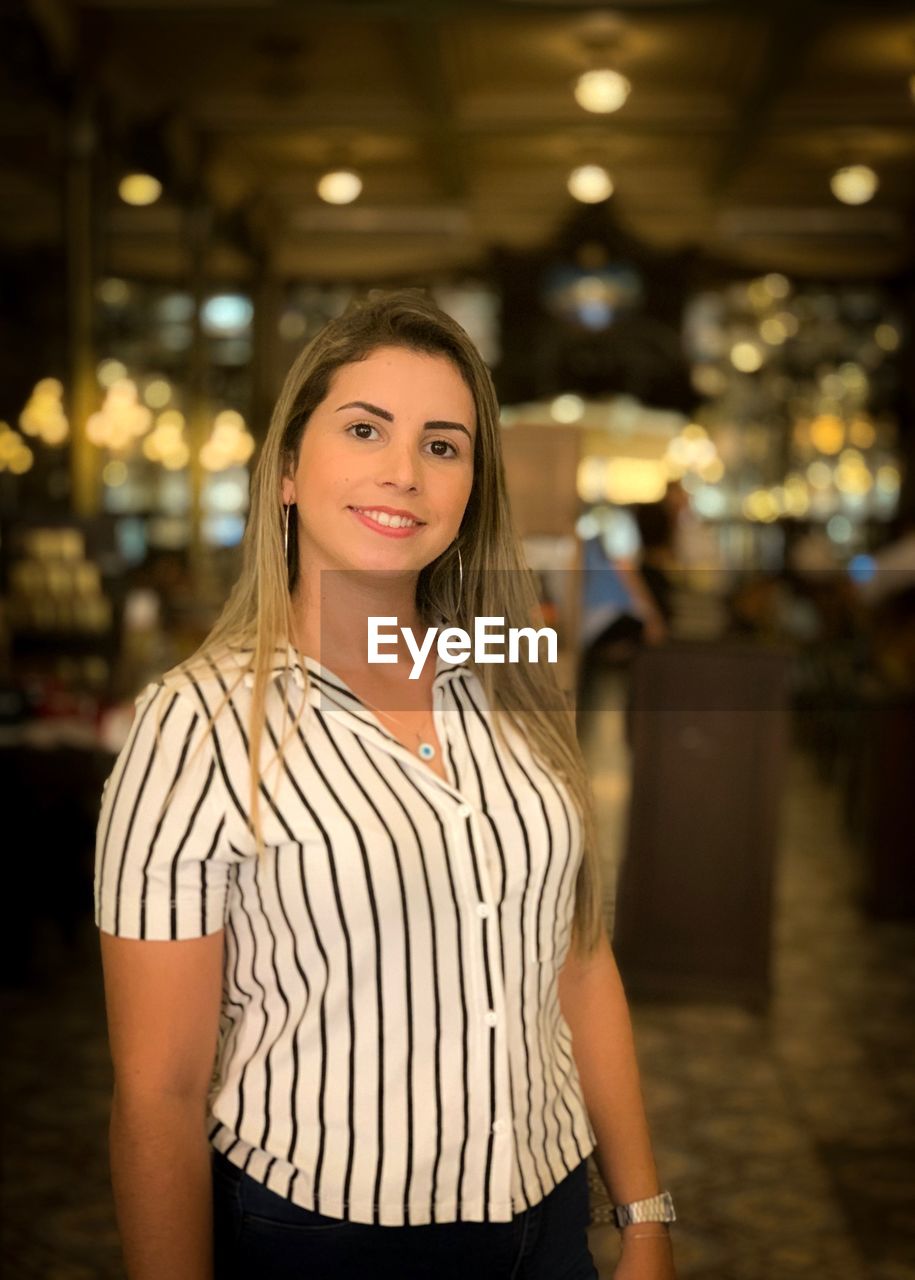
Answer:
[{"left": 280, "top": 476, "right": 296, "bottom": 506}]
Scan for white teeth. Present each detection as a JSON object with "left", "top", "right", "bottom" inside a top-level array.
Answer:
[{"left": 355, "top": 508, "right": 418, "bottom": 529}]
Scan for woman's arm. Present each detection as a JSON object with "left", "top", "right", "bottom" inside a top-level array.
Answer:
[
  {"left": 100, "top": 929, "right": 225, "bottom": 1280},
  {"left": 615, "top": 561, "right": 668, "bottom": 645},
  {"left": 558, "top": 926, "right": 677, "bottom": 1276}
]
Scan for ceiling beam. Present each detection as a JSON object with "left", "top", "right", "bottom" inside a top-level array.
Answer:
[
  {"left": 62, "top": 1, "right": 729, "bottom": 15},
  {"left": 67, "top": 0, "right": 915, "bottom": 16},
  {"left": 389, "top": 11, "right": 467, "bottom": 201},
  {"left": 709, "top": 1, "right": 823, "bottom": 197},
  {"left": 187, "top": 94, "right": 733, "bottom": 143},
  {"left": 26, "top": 0, "right": 76, "bottom": 76}
]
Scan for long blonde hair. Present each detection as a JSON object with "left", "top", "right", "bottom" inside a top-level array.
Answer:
[{"left": 166, "top": 288, "right": 604, "bottom": 955}]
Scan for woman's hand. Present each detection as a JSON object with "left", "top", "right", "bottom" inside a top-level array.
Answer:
[{"left": 613, "top": 1229, "right": 678, "bottom": 1279}]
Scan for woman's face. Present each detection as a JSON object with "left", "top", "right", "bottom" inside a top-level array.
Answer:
[{"left": 281, "top": 344, "right": 476, "bottom": 580}]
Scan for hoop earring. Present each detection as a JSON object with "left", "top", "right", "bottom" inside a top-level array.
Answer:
[
  {"left": 456, "top": 542, "right": 463, "bottom": 596},
  {"left": 283, "top": 502, "right": 290, "bottom": 562}
]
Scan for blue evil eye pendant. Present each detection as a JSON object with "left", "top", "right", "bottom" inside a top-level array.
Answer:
[{"left": 418, "top": 742, "right": 436, "bottom": 760}]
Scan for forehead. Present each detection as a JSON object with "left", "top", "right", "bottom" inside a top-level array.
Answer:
[{"left": 327, "top": 346, "right": 476, "bottom": 421}]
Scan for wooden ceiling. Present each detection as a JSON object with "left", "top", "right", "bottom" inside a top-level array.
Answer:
[{"left": 7, "top": 0, "right": 915, "bottom": 283}]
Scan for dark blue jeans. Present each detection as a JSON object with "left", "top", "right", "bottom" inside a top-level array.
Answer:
[{"left": 212, "top": 1148, "right": 599, "bottom": 1279}]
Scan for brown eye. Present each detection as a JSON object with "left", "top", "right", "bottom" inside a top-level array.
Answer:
[
  {"left": 427, "top": 439, "right": 458, "bottom": 458},
  {"left": 348, "top": 422, "right": 380, "bottom": 440}
]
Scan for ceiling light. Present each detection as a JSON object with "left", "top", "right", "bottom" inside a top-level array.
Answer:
[
  {"left": 143, "top": 378, "right": 173, "bottom": 409},
  {"left": 19, "top": 378, "right": 69, "bottom": 445},
  {"left": 96, "top": 278, "right": 130, "bottom": 307},
  {"left": 876, "top": 465, "right": 900, "bottom": 494},
  {"left": 760, "top": 317, "right": 788, "bottom": 345},
  {"left": 574, "top": 69, "right": 631, "bottom": 114},
  {"left": 103, "top": 460, "right": 128, "bottom": 487},
  {"left": 118, "top": 172, "right": 163, "bottom": 206},
  {"left": 762, "top": 272, "right": 791, "bottom": 299},
  {"left": 317, "top": 169, "right": 363, "bottom": 205},
  {"left": 567, "top": 164, "right": 614, "bottom": 204},
  {"left": 551, "top": 394, "right": 585, "bottom": 423},
  {"left": 97, "top": 359, "right": 128, "bottom": 387},
  {"left": 201, "top": 294, "right": 254, "bottom": 337},
  {"left": 0, "top": 424, "right": 34, "bottom": 474},
  {"left": 830, "top": 164, "right": 878, "bottom": 205},
  {"left": 729, "top": 341, "right": 764, "bottom": 373},
  {"left": 874, "top": 323, "right": 899, "bottom": 352}
]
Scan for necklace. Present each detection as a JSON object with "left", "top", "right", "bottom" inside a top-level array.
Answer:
[{"left": 354, "top": 688, "right": 438, "bottom": 761}]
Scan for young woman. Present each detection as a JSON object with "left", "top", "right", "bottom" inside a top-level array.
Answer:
[{"left": 94, "top": 291, "right": 677, "bottom": 1280}]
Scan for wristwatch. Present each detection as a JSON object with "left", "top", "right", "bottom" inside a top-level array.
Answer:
[{"left": 612, "top": 1189, "right": 677, "bottom": 1230}]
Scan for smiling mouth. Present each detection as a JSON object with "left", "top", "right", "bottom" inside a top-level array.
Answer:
[{"left": 348, "top": 506, "right": 425, "bottom": 530}]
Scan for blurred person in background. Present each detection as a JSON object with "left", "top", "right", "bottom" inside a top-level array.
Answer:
[
  {"left": 575, "top": 515, "right": 667, "bottom": 736},
  {"left": 631, "top": 482, "right": 691, "bottom": 628},
  {"left": 854, "top": 512, "right": 915, "bottom": 690}
]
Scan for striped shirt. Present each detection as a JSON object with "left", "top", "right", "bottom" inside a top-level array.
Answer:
[{"left": 94, "top": 642, "right": 597, "bottom": 1227}]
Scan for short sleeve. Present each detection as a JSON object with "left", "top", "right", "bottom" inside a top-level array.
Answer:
[{"left": 94, "top": 680, "right": 234, "bottom": 940}]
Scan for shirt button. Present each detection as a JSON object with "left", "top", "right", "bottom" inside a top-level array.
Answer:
[
  {"left": 484, "top": 1009, "right": 498, "bottom": 1027},
  {"left": 456, "top": 803, "right": 473, "bottom": 819},
  {"left": 492, "top": 1119, "right": 507, "bottom": 1135},
  {"left": 476, "top": 902, "right": 491, "bottom": 919}
]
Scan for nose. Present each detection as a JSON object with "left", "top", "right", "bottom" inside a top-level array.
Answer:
[{"left": 379, "top": 436, "right": 421, "bottom": 491}]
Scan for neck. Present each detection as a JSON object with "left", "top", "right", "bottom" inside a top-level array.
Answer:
[{"left": 290, "top": 564, "right": 427, "bottom": 677}]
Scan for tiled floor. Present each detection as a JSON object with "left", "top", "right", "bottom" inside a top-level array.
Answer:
[
  {"left": 3, "top": 692, "right": 914, "bottom": 1278},
  {"left": 582, "top": 684, "right": 915, "bottom": 1279}
]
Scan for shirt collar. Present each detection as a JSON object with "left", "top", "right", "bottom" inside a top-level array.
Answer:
[{"left": 227, "top": 633, "right": 473, "bottom": 794}]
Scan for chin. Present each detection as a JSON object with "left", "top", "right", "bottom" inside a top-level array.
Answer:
[{"left": 347, "top": 546, "right": 420, "bottom": 574}]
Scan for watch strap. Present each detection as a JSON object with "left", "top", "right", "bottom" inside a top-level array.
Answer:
[{"left": 612, "top": 1189, "right": 676, "bottom": 1229}]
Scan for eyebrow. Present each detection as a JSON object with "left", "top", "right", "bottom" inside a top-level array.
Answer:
[{"left": 335, "top": 400, "right": 473, "bottom": 441}]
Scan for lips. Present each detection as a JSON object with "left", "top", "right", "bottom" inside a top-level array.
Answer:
[
  {"left": 347, "top": 506, "right": 426, "bottom": 537},
  {"left": 348, "top": 506, "right": 425, "bottom": 523}
]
